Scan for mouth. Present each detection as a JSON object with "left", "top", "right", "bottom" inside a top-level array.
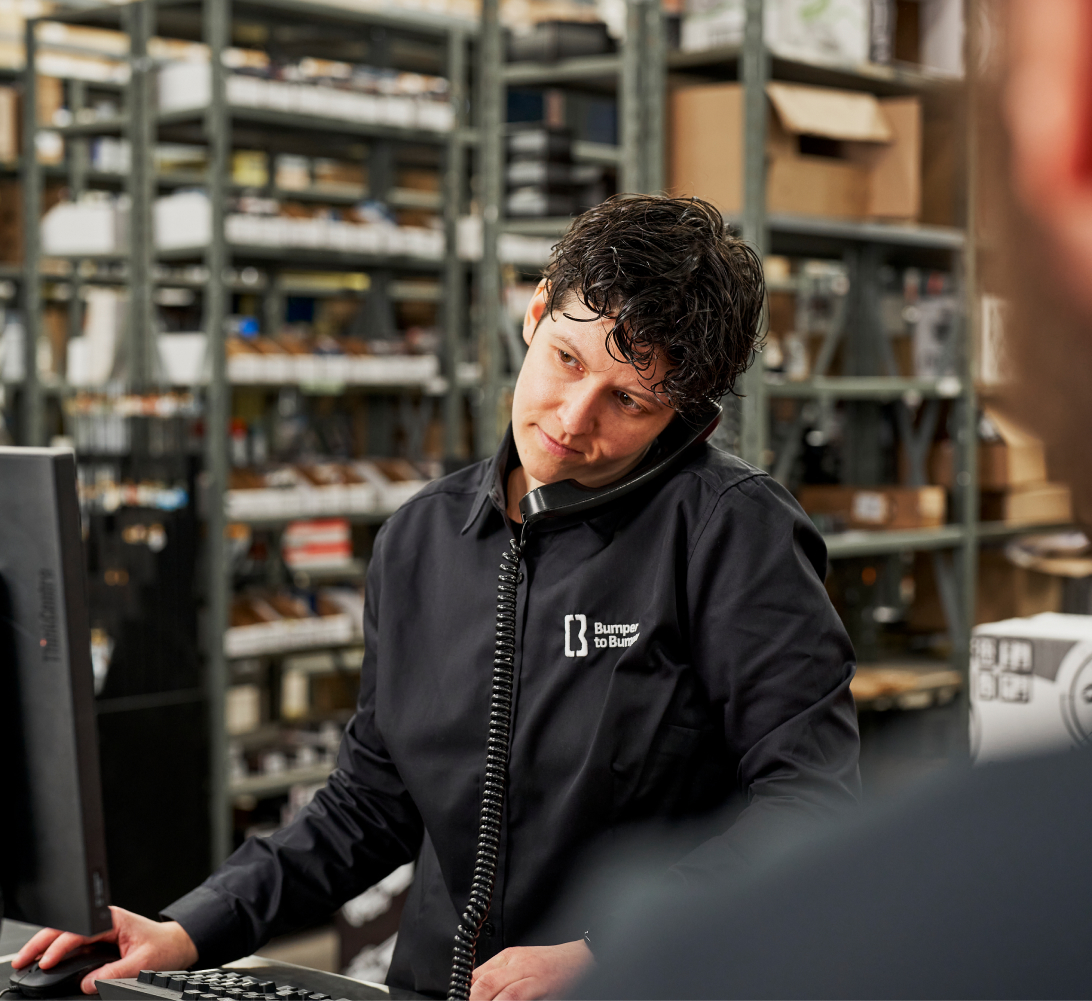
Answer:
[{"left": 535, "top": 425, "right": 581, "bottom": 459}]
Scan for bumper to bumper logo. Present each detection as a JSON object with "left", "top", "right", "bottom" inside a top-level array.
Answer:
[{"left": 564, "top": 614, "right": 588, "bottom": 657}]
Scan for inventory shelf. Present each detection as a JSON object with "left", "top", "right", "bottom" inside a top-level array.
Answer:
[
  {"left": 668, "top": 45, "right": 959, "bottom": 97},
  {"left": 729, "top": 212, "right": 966, "bottom": 250},
  {"left": 54, "top": 107, "right": 457, "bottom": 144},
  {"left": 226, "top": 640, "right": 364, "bottom": 662},
  {"left": 766, "top": 376, "right": 964, "bottom": 400},
  {"left": 502, "top": 53, "right": 622, "bottom": 87},
  {"left": 156, "top": 245, "right": 446, "bottom": 270},
  {"left": 823, "top": 522, "right": 1080, "bottom": 559},
  {"left": 231, "top": 511, "right": 397, "bottom": 529},
  {"left": 229, "top": 762, "right": 335, "bottom": 798}
]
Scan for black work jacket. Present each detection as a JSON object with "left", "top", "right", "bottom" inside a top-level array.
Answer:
[{"left": 163, "top": 430, "right": 860, "bottom": 998}]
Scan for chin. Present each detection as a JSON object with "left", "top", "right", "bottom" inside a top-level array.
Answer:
[{"left": 514, "top": 421, "right": 578, "bottom": 483}]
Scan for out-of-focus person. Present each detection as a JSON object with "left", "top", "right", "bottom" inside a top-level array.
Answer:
[{"left": 571, "top": 2, "right": 1092, "bottom": 997}]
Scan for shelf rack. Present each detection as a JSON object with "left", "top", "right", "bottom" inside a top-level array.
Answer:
[
  {"left": 675, "top": 0, "right": 979, "bottom": 692},
  {"left": 473, "top": 0, "right": 665, "bottom": 456},
  {"left": 21, "top": 0, "right": 477, "bottom": 864}
]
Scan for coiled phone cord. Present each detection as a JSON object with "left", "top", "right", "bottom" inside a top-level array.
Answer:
[{"left": 447, "top": 533, "right": 525, "bottom": 1000}]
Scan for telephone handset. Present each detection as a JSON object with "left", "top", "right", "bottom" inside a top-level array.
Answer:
[
  {"left": 518, "top": 403, "right": 723, "bottom": 528},
  {"left": 447, "top": 402, "right": 722, "bottom": 1000}
]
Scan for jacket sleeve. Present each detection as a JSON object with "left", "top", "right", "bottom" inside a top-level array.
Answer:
[
  {"left": 161, "top": 527, "right": 424, "bottom": 966},
  {"left": 669, "top": 473, "right": 860, "bottom": 884}
]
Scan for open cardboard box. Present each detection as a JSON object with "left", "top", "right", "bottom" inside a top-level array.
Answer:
[{"left": 669, "top": 80, "right": 921, "bottom": 221}]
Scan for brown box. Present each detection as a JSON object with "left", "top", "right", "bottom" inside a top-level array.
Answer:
[
  {"left": 909, "top": 549, "right": 1062, "bottom": 632},
  {"left": 0, "top": 86, "right": 16, "bottom": 163},
  {"left": 669, "top": 81, "right": 921, "bottom": 221},
  {"left": 980, "top": 482, "right": 1073, "bottom": 527},
  {"left": 928, "top": 406, "right": 1049, "bottom": 490},
  {"left": 797, "top": 484, "right": 947, "bottom": 531}
]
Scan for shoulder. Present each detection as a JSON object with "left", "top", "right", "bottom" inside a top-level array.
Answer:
[
  {"left": 374, "top": 459, "right": 488, "bottom": 545},
  {"left": 671, "top": 444, "right": 825, "bottom": 569}
]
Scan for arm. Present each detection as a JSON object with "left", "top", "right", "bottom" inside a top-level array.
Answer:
[
  {"left": 671, "top": 474, "right": 860, "bottom": 883},
  {"left": 163, "top": 527, "right": 424, "bottom": 966}
]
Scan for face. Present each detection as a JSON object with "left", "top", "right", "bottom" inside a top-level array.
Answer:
[{"left": 511, "top": 281, "right": 676, "bottom": 489}]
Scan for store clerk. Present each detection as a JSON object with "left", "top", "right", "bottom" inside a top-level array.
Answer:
[{"left": 15, "top": 195, "right": 860, "bottom": 1000}]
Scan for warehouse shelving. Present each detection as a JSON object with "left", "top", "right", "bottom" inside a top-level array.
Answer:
[
  {"left": 20, "top": 0, "right": 477, "bottom": 867},
  {"left": 474, "top": 0, "right": 665, "bottom": 455},
  {"left": 664, "top": 0, "right": 982, "bottom": 722}
]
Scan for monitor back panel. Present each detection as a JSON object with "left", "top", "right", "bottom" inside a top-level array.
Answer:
[{"left": 0, "top": 447, "right": 111, "bottom": 934}]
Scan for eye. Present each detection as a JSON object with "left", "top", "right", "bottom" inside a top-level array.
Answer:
[
  {"left": 557, "top": 349, "right": 578, "bottom": 367},
  {"left": 616, "top": 391, "right": 643, "bottom": 413}
]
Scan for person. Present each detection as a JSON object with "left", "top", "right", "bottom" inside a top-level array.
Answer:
[
  {"left": 571, "top": 2, "right": 1092, "bottom": 997},
  {"left": 14, "top": 195, "right": 860, "bottom": 1000}
]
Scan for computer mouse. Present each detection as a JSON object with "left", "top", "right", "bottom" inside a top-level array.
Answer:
[{"left": 8, "top": 941, "right": 121, "bottom": 998}]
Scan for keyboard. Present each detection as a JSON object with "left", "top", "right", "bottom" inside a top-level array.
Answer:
[{"left": 95, "top": 962, "right": 421, "bottom": 1001}]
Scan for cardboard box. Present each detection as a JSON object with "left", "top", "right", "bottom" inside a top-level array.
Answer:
[
  {"left": 0, "top": 85, "right": 15, "bottom": 162},
  {"left": 909, "top": 549, "right": 1064, "bottom": 634},
  {"left": 669, "top": 81, "right": 921, "bottom": 221},
  {"left": 970, "top": 613, "right": 1092, "bottom": 763},
  {"left": 927, "top": 406, "right": 1049, "bottom": 490},
  {"left": 798, "top": 484, "right": 946, "bottom": 531},
  {"left": 981, "top": 483, "right": 1074, "bottom": 527}
]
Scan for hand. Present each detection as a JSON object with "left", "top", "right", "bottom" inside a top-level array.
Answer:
[
  {"left": 469, "top": 940, "right": 593, "bottom": 1000},
  {"left": 12, "top": 905, "right": 199, "bottom": 995}
]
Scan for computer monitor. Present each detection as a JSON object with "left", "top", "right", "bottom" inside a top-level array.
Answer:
[{"left": 0, "top": 446, "right": 112, "bottom": 936}]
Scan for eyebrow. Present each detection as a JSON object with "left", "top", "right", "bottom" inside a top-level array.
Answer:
[{"left": 553, "top": 331, "right": 663, "bottom": 408}]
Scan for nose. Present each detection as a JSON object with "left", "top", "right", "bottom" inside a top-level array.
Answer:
[{"left": 556, "top": 379, "right": 600, "bottom": 437}]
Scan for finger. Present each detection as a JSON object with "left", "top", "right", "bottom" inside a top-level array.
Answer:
[
  {"left": 40, "top": 932, "right": 94, "bottom": 969},
  {"left": 12, "top": 928, "right": 65, "bottom": 968},
  {"left": 472, "top": 949, "right": 513, "bottom": 981},
  {"left": 80, "top": 956, "right": 141, "bottom": 996},
  {"left": 495, "top": 978, "right": 539, "bottom": 1001},
  {"left": 469, "top": 971, "right": 504, "bottom": 1000}
]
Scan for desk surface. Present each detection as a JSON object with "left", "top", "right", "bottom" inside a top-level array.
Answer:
[{"left": 2, "top": 922, "right": 414, "bottom": 1001}]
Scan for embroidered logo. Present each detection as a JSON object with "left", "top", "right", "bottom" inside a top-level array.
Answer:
[
  {"left": 564, "top": 614, "right": 588, "bottom": 657},
  {"left": 593, "top": 620, "right": 640, "bottom": 649}
]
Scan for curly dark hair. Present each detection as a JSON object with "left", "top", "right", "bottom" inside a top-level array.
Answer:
[{"left": 538, "top": 194, "right": 765, "bottom": 417}]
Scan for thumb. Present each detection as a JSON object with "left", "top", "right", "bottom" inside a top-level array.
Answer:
[{"left": 80, "top": 956, "right": 142, "bottom": 996}]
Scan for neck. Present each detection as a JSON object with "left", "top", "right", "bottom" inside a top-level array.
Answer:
[
  {"left": 506, "top": 464, "right": 539, "bottom": 524},
  {"left": 505, "top": 443, "right": 656, "bottom": 524}
]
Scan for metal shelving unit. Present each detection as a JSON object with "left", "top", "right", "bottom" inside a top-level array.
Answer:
[
  {"left": 21, "top": 0, "right": 477, "bottom": 864},
  {"left": 473, "top": 0, "right": 665, "bottom": 456},
  {"left": 672, "top": 1, "right": 979, "bottom": 699}
]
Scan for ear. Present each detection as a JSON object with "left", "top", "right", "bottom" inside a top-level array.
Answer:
[{"left": 522, "top": 279, "right": 550, "bottom": 346}]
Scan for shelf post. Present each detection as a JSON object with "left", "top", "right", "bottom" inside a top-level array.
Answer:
[
  {"left": 956, "top": 0, "right": 981, "bottom": 697},
  {"left": 126, "top": 0, "right": 155, "bottom": 394},
  {"left": 620, "top": 0, "right": 642, "bottom": 193},
  {"left": 204, "top": 0, "right": 232, "bottom": 866},
  {"left": 476, "top": 0, "right": 503, "bottom": 457},
  {"left": 642, "top": 0, "right": 666, "bottom": 194},
  {"left": 737, "top": 0, "right": 768, "bottom": 468},
  {"left": 20, "top": 17, "right": 43, "bottom": 446},
  {"left": 443, "top": 29, "right": 468, "bottom": 461}
]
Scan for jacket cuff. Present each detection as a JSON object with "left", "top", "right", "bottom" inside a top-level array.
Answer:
[{"left": 161, "top": 885, "right": 251, "bottom": 969}]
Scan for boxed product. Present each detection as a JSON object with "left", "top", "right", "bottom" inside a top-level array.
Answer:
[
  {"left": 282, "top": 518, "right": 354, "bottom": 571},
  {"left": 225, "top": 589, "right": 355, "bottom": 658},
  {"left": 225, "top": 463, "right": 379, "bottom": 520},
  {"left": 798, "top": 484, "right": 946, "bottom": 532},
  {"left": 980, "top": 483, "right": 1074, "bottom": 527},
  {"left": 353, "top": 458, "right": 429, "bottom": 511},
  {"left": 669, "top": 81, "right": 921, "bottom": 221},
  {"left": 680, "top": 0, "right": 870, "bottom": 65},
  {"left": 41, "top": 196, "right": 129, "bottom": 255},
  {"left": 970, "top": 613, "right": 1092, "bottom": 763},
  {"left": 931, "top": 407, "right": 1048, "bottom": 489}
]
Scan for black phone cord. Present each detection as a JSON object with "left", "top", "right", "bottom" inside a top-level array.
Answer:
[{"left": 447, "top": 532, "right": 525, "bottom": 1000}]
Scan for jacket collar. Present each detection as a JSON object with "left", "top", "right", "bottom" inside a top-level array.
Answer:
[
  {"left": 460, "top": 424, "right": 629, "bottom": 545},
  {"left": 461, "top": 424, "right": 517, "bottom": 535}
]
